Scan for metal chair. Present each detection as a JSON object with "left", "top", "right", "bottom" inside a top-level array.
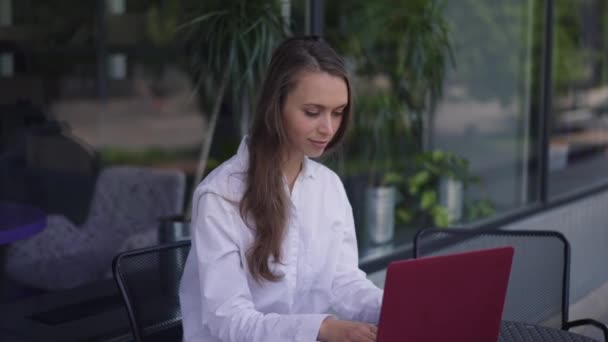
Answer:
[
  {"left": 413, "top": 228, "right": 608, "bottom": 341},
  {"left": 113, "top": 240, "right": 191, "bottom": 342}
]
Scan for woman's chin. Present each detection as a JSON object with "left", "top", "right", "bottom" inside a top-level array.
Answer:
[{"left": 306, "top": 149, "right": 325, "bottom": 158}]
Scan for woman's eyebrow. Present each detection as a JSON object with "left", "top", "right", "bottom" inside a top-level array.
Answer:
[{"left": 303, "top": 103, "right": 347, "bottom": 110}]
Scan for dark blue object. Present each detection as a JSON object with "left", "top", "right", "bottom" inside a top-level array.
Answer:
[{"left": 0, "top": 201, "right": 46, "bottom": 244}]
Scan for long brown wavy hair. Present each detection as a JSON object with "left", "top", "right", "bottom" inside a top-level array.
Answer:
[{"left": 240, "top": 36, "right": 352, "bottom": 283}]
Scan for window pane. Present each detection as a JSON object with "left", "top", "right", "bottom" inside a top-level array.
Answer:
[
  {"left": 0, "top": 0, "right": 307, "bottom": 298},
  {"left": 290, "top": 0, "right": 310, "bottom": 35},
  {"left": 549, "top": 0, "right": 608, "bottom": 197},
  {"left": 324, "top": 0, "right": 542, "bottom": 251},
  {"left": 0, "top": 0, "right": 202, "bottom": 297},
  {"left": 431, "top": 0, "right": 543, "bottom": 215}
]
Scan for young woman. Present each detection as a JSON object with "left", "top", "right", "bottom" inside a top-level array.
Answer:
[{"left": 180, "top": 36, "right": 383, "bottom": 342}]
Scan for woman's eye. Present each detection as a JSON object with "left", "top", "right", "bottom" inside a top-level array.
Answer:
[
  {"left": 305, "top": 110, "right": 320, "bottom": 117},
  {"left": 332, "top": 111, "right": 344, "bottom": 117}
]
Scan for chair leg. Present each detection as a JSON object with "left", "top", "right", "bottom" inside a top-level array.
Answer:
[{"left": 565, "top": 319, "right": 608, "bottom": 342}]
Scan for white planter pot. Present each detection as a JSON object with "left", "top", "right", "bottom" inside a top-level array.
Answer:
[
  {"left": 106, "top": 0, "right": 125, "bottom": 15},
  {"left": 365, "top": 186, "right": 395, "bottom": 244},
  {"left": 439, "top": 177, "right": 463, "bottom": 223},
  {"left": 108, "top": 53, "right": 127, "bottom": 80},
  {"left": 0, "top": 52, "right": 14, "bottom": 77}
]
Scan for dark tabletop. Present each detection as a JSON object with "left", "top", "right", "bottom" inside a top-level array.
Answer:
[{"left": 500, "top": 321, "right": 598, "bottom": 342}]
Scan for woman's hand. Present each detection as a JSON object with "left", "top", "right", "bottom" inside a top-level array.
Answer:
[{"left": 318, "top": 316, "right": 378, "bottom": 342}]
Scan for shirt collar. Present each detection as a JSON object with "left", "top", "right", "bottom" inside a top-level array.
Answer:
[
  {"left": 235, "top": 136, "right": 250, "bottom": 169},
  {"left": 236, "top": 136, "right": 319, "bottom": 179},
  {"left": 301, "top": 157, "right": 319, "bottom": 179}
]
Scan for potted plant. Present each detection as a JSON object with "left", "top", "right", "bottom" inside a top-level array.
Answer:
[
  {"left": 158, "top": 0, "right": 288, "bottom": 237},
  {"left": 396, "top": 150, "right": 494, "bottom": 228},
  {"left": 350, "top": 91, "right": 409, "bottom": 244},
  {"left": 328, "top": 0, "right": 453, "bottom": 146},
  {"left": 179, "top": 0, "right": 288, "bottom": 188},
  {"left": 326, "top": 0, "right": 454, "bottom": 242}
]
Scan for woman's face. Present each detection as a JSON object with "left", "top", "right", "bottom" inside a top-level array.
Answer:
[{"left": 282, "top": 70, "right": 348, "bottom": 160}]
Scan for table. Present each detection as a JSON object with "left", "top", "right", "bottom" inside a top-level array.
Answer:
[
  {"left": 0, "top": 278, "right": 134, "bottom": 342},
  {"left": 500, "top": 321, "right": 598, "bottom": 342},
  {"left": 0, "top": 201, "right": 46, "bottom": 244}
]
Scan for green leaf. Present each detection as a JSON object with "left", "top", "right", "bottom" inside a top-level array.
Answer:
[
  {"left": 177, "top": 10, "right": 228, "bottom": 31},
  {"left": 383, "top": 172, "right": 404, "bottom": 186},
  {"left": 432, "top": 206, "right": 450, "bottom": 227},
  {"left": 431, "top": 150, "right": 445, "bottom": 162},
  {"left": 409, "top": 171, "right": 430, "bottom": 187},
  {"left": 408, "top": 183, "right": 419, "bottom": 195},
  {"left": 396, "top": 208, "right": 413, "bottom": 224},
  {"left": 421, "top": 190, "right": 437, "bottom": 210}
]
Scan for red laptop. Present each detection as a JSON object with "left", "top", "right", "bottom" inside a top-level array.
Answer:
[{"left": 377, "top": 246, "right": 514, "bottom": 342}]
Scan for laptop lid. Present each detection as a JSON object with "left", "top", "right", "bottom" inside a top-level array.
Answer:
[{"left": 377, "top": 246, "right": 514, "bottom": 342}]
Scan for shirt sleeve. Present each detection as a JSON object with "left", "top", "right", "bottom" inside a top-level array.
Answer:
[
  {"left": 329, "top": 185, "right": 383, "bottom": 324},
  {"left": 191, "top": 190, "right": 330, "bottom": 342}
]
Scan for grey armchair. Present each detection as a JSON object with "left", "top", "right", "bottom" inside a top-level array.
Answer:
[{"left": 4, "top": 166, "right": 186, "bottom": 290}]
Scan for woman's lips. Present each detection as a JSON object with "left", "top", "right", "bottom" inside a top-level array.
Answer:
[{"left": 309, "top": 139, "right": 329, "bottom": 149}]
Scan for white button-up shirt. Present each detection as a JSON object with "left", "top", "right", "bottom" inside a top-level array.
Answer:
[{"left": 179, "top": 138, "right": 383, "bottom": 342}]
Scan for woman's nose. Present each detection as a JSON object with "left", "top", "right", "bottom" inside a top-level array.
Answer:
[{"left": 318, "top": 114, "right": 335, "bottom": 135}]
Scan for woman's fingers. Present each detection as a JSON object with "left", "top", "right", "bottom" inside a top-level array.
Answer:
[{"left": 355, "top": 324, "right": 377, "bottom": 342}]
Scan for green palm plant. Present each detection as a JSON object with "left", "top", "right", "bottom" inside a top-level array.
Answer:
[
  {"left": 178, "top": 0, "right": 288, "bottom": 187},
  {"left": 352, "top": 91, "right": 410, "bottom": 186},
  {"left": 329, "top": 0, "right": 453, "bottom": 146}
]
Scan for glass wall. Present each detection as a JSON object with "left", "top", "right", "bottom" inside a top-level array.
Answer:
[
  {"left": 0, "top": 0, "right": 308, "bottom": 299},
  {"left": 323, "top": 0, "right": 544, "bottom": 252},
  {"left": 2, "top": 0, "right": 608, "bottom": 303},
  {"left": 0, "top": 0, "right": 193, "bottom": 299},
  {"left": 324, "top": 1, "right": 461, "bottom": 250},
  {"left": 431, "top": 0, "right": 543, "bottom": 214},
  {"left": 548, "top": 0, "right": 608, "bottom": 197}
]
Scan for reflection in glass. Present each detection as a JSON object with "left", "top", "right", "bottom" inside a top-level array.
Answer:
[
  {"left": 0, "top": 52, "right": 13, "bottom": 77},
  {"left": 431, "top": 0, "right": 541, "bottom": 215},
  {"left": 0, "top": 0, "right": 311, "bottom": 298},
  {"left": 325, "top": 0, "right": 531, "bottom": 246},
  {"left": 549, "top": 0, "right": 608, "bottom": 197},
  {"left": 0, "top": 0, "right": 12, "bottom": 26}
]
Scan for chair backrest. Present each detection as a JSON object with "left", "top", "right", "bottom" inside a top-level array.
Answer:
[
  {"left": 413, "top": 228, "right": 570, "bottom": 329},
  {"left": 113, "top": 240, "right": 191, "bottom": 342}
]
